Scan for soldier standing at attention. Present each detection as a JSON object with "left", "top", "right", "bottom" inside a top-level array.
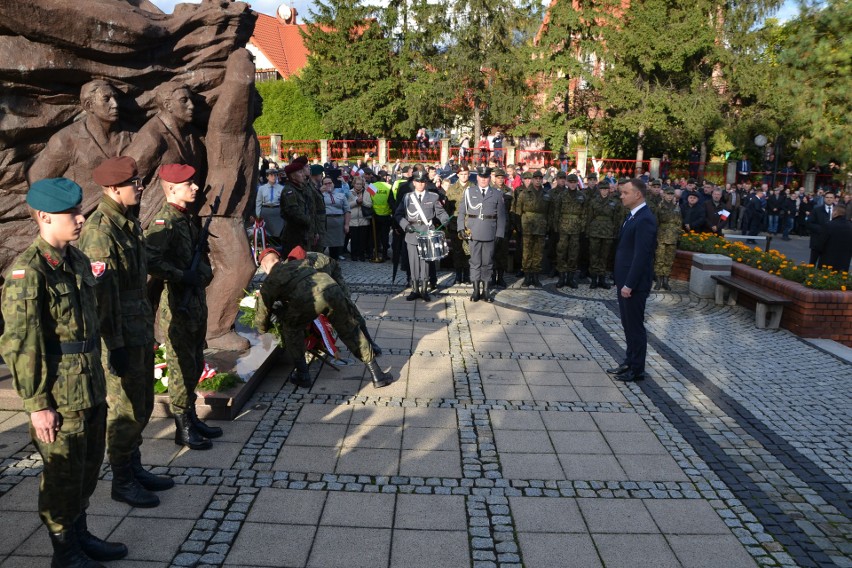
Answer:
[
  {"left": 654, "top": 187, "right": 683, "bottom": 290},
  {"left": 1, "top": 178, "right": 129, "bottom": 566},
  {"left": 458, "top": 165, "right": 506, "bottom": 302},
  {"left": 586, "top": 180, "right": 619, "bottom": 289},
  {"left": 515, "top": 171, "right": 549, "bottom": 287},
  {"left": 541, "top": 170, "right": 562, "bottom": 277},
  {"left": 394, "top": 170, "right": 449, "bottom": 302},
  {"left": 445, "top": 165, "right": 472, "bottom": 285},
  {"left": 255, "top": 246, "right": 394, "bottom": 389},
  {"left": 145, "top": 164, "right": 222, "bottom": 451},
  {"left": 552, "top": 173, "right": 588, "bottom": 289},
  {"left": 80, "top": 157, "right": 174, "bottom": 509},
  {"left": 490, "top": 168, "right": 512, "bottom": 288},
  {"left": 280, "top": 161, "right": 316, "bottom": 253}
]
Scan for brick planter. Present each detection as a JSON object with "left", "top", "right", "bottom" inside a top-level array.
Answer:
[{"left": 673, "top": 250, "right": 852, "bottom": 346}]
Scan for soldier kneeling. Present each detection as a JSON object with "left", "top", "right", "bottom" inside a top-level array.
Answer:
[{"left": 255, "top": 247, "right": 393, "bottom": 389}]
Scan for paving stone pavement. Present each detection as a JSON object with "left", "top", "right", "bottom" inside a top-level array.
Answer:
[{"left": 1, "top": 260, "right": 850, "bottom": 568}]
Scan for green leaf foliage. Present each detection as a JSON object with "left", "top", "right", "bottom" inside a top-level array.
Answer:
[{"left": 254, "top": 79, "right": 329, "bottom": 139}]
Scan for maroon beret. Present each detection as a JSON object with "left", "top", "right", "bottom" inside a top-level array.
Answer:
[
  {"left": 93, "top": 156, "right": 138, "bottom": 186},
  {"left": 257, "top": 247, "right": 281, "bottom": 264},
  {"left": 293, "top": 156, "right": 309, "bottom": 166},
  {"left": 159, "top": 163, "right": 196, "bottom": 183},
  {"left": 283, "top": 162, "right": 302, "bottom": 175}
]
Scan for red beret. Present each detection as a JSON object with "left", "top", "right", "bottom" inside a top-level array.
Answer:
[
  {"left": 159, "top": 163, "right": 196, "bottom": 184},
  {"left": 293, "top": 156, "right": 309, "bottom": 166},
  {"left": 93, "top": 156, "right": 138, "bottom": 186},
  {"left": 257, "top": 247, "right": 280, "bottom": 264},
  {"left": 283, "top": 162, "right": 302, "bottom": 175},
  {"left": 287, "top": 245, "right": 307, "bottom": 261}
]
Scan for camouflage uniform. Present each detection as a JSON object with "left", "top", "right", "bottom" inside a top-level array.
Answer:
[
  {"left": 254, "top": 259, "right": 374, "bottom": 364},
  {"left": 654, "top": 199, "right": 683, "bottom": 278},
  {"left": 306, "top": 179, "right": 326, "bottom": 252},
  {"left": 0, "top": 237, "right": 106, "bottom": 533},
  {"left": 444, "top": 180, "right": 470, "bottom": 277},
  {"left": 492, "top": 178, "right": 514, "bottom": 282},
  {"left": 515, "top": 184, "right": 549, "bottom": 275},
  {"left": 551, "top": 187, "right": 588, "bottom": 283},
  {"left": 280, "top": 181, "right": 314, "bottom": 253},
  {"left": 79, "top": 196, "right": 154, "bottom": 465},
  {"left": 586, "top": 190, "right": 621, "bottom": 278},
  {"left": 145, "top": 202, "right": 212, "bottom": 414}
]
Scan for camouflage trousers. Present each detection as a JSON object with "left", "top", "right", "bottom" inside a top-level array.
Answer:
[
  {"left": 654, "top": 243, "right": 677, "bottom": 277},
  {"left": 33, "top": 402, "right": 106, "bottom": 532},
  {"left": 556, "top": 232, "right": 582, "bottom": 272},
  {"left": 588, "top": 238, "right": 614, "bottom": 276},
  {"left": 104, "top": 344, "right": 154, "bottom": 464},
  {"left": 522, "top": 234, "right": 545, "bottom": 272},
  {"left": 282, "top": 285, "right": 374, "bottom": 365},
  {"left": 161, "top": 307, "right": 206, "bottom": 414}
]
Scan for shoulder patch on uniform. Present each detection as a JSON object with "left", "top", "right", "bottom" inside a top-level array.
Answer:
[
  {"left": 11, "top": 269, "right": 25, "bottom": 279},
  {"left": 42, "top": 252, "right": 60, "bottom": 267},
  {"left": 154, "top": 219, "right": 166, "bottom": 226},
  {"left": 90, "top": 261, "right": 106, "bottom": 278}
]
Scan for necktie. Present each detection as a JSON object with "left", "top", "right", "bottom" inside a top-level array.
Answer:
[
  {"left": 623, "top": 213, "right": 633, "bottom": 228},
  {"left": 417, "top": 193, "right": 422, "bottom": 202}
]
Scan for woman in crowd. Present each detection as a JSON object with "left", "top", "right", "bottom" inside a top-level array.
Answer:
[
  {"left": 796, "top": 194, "right": 812, "bottom": 236},
  {"left": 348, "top": 175, "right": 373, "bottom": 261},
  {"left": 321, "top": 176, "right": 350, "bottom": 259}
]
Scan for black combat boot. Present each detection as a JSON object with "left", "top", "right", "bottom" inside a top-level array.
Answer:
[
  {"left": 75, "top": 513, "right": 127, "bottom": 562},
  {"left": 420, "top": 280, "right": 431, "bottom": 302},
  {"left": 532, "top": 273, "right": 543, "bottom": 288},
  {"left": 291, "top": 358, "right": 313, "bottom": 388},
  {"left": 599, "top": 275, "right": 611, "bottom": 289},
  {"left": 556, "top": 272, "right": 566, "bottom": 288},
  {"left": 189, "top": 409, "right": 223, "bottom": 439},
  {"left": 455, "top": 270, "right": 463, "bottom": 286},
  {"left": 496, "top": 269, "right": 507, "bottom": 288},
  {"left": 130, "top": 448, "right": 174, "bottom": 491},
  {"left": 490, "top": 271, "right": 498, "bottom": 286},
  {"left": 367, "top": 359, "right": 394, "bottom": 388},
  {"left": 471, "top": 280, "right": 481, "bottom": 302},
  {"left": 521, "top": 273, "right": 532, "bottom": 287},
  {"left": 567, "top": 272, "right": 579, "bottom": 289},
  {"left": 406, "top": 280, "right": 420, "bottom": 301},
  {"left": 662, "top": 276, "right": 672, "bottom": 291},
  {"left": 590, "top": 275, "right": 598, "bottom": 289},
  {"left": 50, "top": 529, "right": 103, "bottom": 568},
  {"left": 483, "top": 280, "right": 494, "bottom": 303},
  {"left": 111, "top": 461, "right": 159, "bottom": 507},
  {"left": 462, "top": 269, "right": 471, "bottom": 284},
  {"left": 359, "top": 321, "right": 382, "bottom": 356},
  {"left": 174, "top": 413, "right": 212, "bottom": 450},
  {"left": 654, "top": 277, "right": 662, "bottom": 290}
]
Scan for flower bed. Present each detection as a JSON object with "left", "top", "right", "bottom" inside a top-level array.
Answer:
[{"left": 671, "top": 250, "right": 852, "bottom": 346}]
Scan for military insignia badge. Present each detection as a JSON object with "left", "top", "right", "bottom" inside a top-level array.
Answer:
[
  {"left": 91, "top": 261, "right": 106, "bottom": 278},
  {"left": 154, "top": 219, "right": 166, "bottom": 226},
  {"left": 11, "top": 269, "right": 26, "bottom": 279}
]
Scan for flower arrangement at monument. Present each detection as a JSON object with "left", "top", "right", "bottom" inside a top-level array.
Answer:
[
  {"left": 153, "top": 345, "right": 239, "bottom": 394},
  {"left": 678, "top": 232, "right": 849, "bottom": 291}
]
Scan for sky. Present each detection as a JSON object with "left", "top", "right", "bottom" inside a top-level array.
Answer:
[{"left": 149, "top": 0, "right": 803, "bottom": 24}]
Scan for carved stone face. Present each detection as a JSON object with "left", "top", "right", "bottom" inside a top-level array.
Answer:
[
  {"left": 86, "top": 86, "right": 119, "bottom": 124},
  {"left": 166, "top": 87, "right": 194, "bottom": 125}
]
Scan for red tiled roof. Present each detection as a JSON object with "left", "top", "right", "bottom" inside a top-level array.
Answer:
[{"left": 251, "top": 12, "right": 310, "bottom": 78}]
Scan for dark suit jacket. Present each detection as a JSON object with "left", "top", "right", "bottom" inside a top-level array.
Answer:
[
  {"left": 615, "top": 203, "right": 658, "bottom": 292},
  {"left": 808, "top": 205, "right": 833, "bottom": 250},
  {"left": 817, "top": 218, "right": 852, "bottom": 271}
]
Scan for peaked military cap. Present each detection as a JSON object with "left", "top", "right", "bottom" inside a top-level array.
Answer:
[
  {"left": 566, "top": 173, "right": 579, "bottom": 182},
  {"left": 476, "top": 165, "right": 492, "bottom": 177},
  {"left": 412, "top": 170, "right": 429, "bottom": 182}
]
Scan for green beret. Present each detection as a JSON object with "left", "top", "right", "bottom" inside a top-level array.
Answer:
[
  {"left": 310, "top": 164, "right": 324, "bottom": 176},
  {"left": 521, "top": 172, "right": 534, "bottom": 179},
  {"left": 27, "top": 178, "right": 83, "bottom": 213}
]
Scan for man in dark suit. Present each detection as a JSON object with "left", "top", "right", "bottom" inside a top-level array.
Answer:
[
  {"left": 815, "top": 206, "right": 851, "bottom": 271},
  {"left": 808, "top": 191, "right": 836, "bottom": 266},
  {"left": 736, "top": 155, "right": 752, "bottom": 183},
  {"left": 607, "top": 179, "right": 658, "bottom": 382}
]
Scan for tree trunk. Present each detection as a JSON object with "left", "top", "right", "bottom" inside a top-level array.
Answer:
[
  {"left": 699, "top": 138, "right": 708, "bottom": 182},
  {"left": 635, "top": 126, "right": 645, "bottom": 176},
  {"left": 473, "top": 104, "right": 481, "bottom": 162}
]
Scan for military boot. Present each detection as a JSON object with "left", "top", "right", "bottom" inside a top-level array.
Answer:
[
  {"left": 359, "top": 321, "right": 382, "bottom": 356},
  {"left": 532, "top": 273, "right": 543, "bottom": 288},
  {"left": 130, "top": 448, "right": 174, "bottom": 491},
  {"left": 455, "top": 269, "right": 463, "bottom": 286},
  {"left": 590, "top": 275, "right": 598, "bottom": 289},
  {"left": 50, "top": 530, "right": 103, "bottom": 568},
  {"left": 75, "top": 513, "right": 127, "bottom": 562},
  {"left": 420, "top": 280, "right": 431, "bottom": 302},
  {"left": 556, "top": 273, "right": 566, "bottom": 288},
  {"left": 654, "top": 277, "right": 662, "bottom": 290},
  {"left": 471, "top": 281, "right": 481, "bottom": 302},
  {"left": 111, "top": 462, "right": 159, "bottom": 508},
  {"left": 406, "top": 280, "right": 420, "bottom": 301},
  {"left": 174, "top": 413, "right": 212, "bottom": 450},
  {"left": 291, "top": 358, "right": 313, "bottom": 388},
  {"left": 189, "top": 409, "right": 222, "bottom": 439},
  {"left": 662, "top": 276, "right": 672, "bottom": 291},
  {"left": 599, "top": 275, "right": 612, "bottom": 289},
  {"left": 483, "top": 280, "right": 494, "bottom": 303},
  {"left": 521, "top": 273, "right": 532, "bottom": 287},
  {"left": 462, "top": 269, "right": 471, "bottom": 284},
  {"left": 495, "top": 269, "right": 508, "bottom": 288},
  {"left": 367, "top": 359, "right": 394, "bottom": 388},
  {"left": 490, "top": 271, "right": 498, "bottom": 286},
  {"left": 567, "top": 273, "right": 579, "bottom": 289}
]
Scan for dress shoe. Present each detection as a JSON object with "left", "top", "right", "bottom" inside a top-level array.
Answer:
[
  {"left": 616, "top": 371, "right": 646, "bottom": 382},
  {"left": 606, "top": 363, "right": 630, "bottom": 375}
]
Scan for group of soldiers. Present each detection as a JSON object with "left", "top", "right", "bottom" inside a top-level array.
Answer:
[{"left": 0, "top": 157, "right": 224, "bottom": 567}]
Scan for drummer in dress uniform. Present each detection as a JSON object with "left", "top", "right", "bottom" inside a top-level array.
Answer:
[
  {"left": 444, "top": 165, "right": 472, "bottom": 285},
  {"left": 255, "top": 169, "right": 284, "bottom": 239},
  {"left": 458, "top": 165, "right": 507, "bottom": 303},
  {"left": 490, "top": 168, "right": 512, "bottom": 288},
  {"left": 394, "top": 170, "right": 449, "bottom": 302}
]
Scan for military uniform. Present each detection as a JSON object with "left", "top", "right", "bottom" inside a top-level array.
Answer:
[
  {"left": 444, "top": 177, "right": 471, "bottom": 284},
  {"left": 458, "top": 167, "right": 507, "bottom": 302},
  {"left": 280, "top": 180, "right": 314, "bottom": 252},
  {"left": 551, "top": 179, "right": 588, "bottom": 288},
  {"left": 491, "top": 171, "right": 513, "bottom": 287},
  {"left": 394, "top": 183, "right": 449, "bottom": 300},
  {"left": 654, "top": 194, "right": 683, "bottom": 290},
  {"left": 586, "top": 186, "right": 620, "bottom": 288},
  {"left": 306, "top": 178, "right": 326, "bottom": 252},
  {"left": 514, "top": 174, "right": 549, "bottom": 286}
]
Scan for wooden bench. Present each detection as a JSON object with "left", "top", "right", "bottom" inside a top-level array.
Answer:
[{"left": 712, "top": 275, "right": 792, "bottom": 329}]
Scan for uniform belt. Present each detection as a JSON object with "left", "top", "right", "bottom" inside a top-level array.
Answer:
[
  {"left": 261, "top": 204, "right": 278, "bottom": 208},
  {"left": 467, "top": 214, "right": 497, "bottom": 220},
  {"left": 46, "top": 336, "right": 98, "bottom": 356},
  {"left": 327, "top": 213, "right": 344, "bottom": 217}
]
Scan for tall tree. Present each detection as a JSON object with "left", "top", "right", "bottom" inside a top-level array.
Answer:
[{"left": 253, "top": 79, "right": 328, "bottom": 139}]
